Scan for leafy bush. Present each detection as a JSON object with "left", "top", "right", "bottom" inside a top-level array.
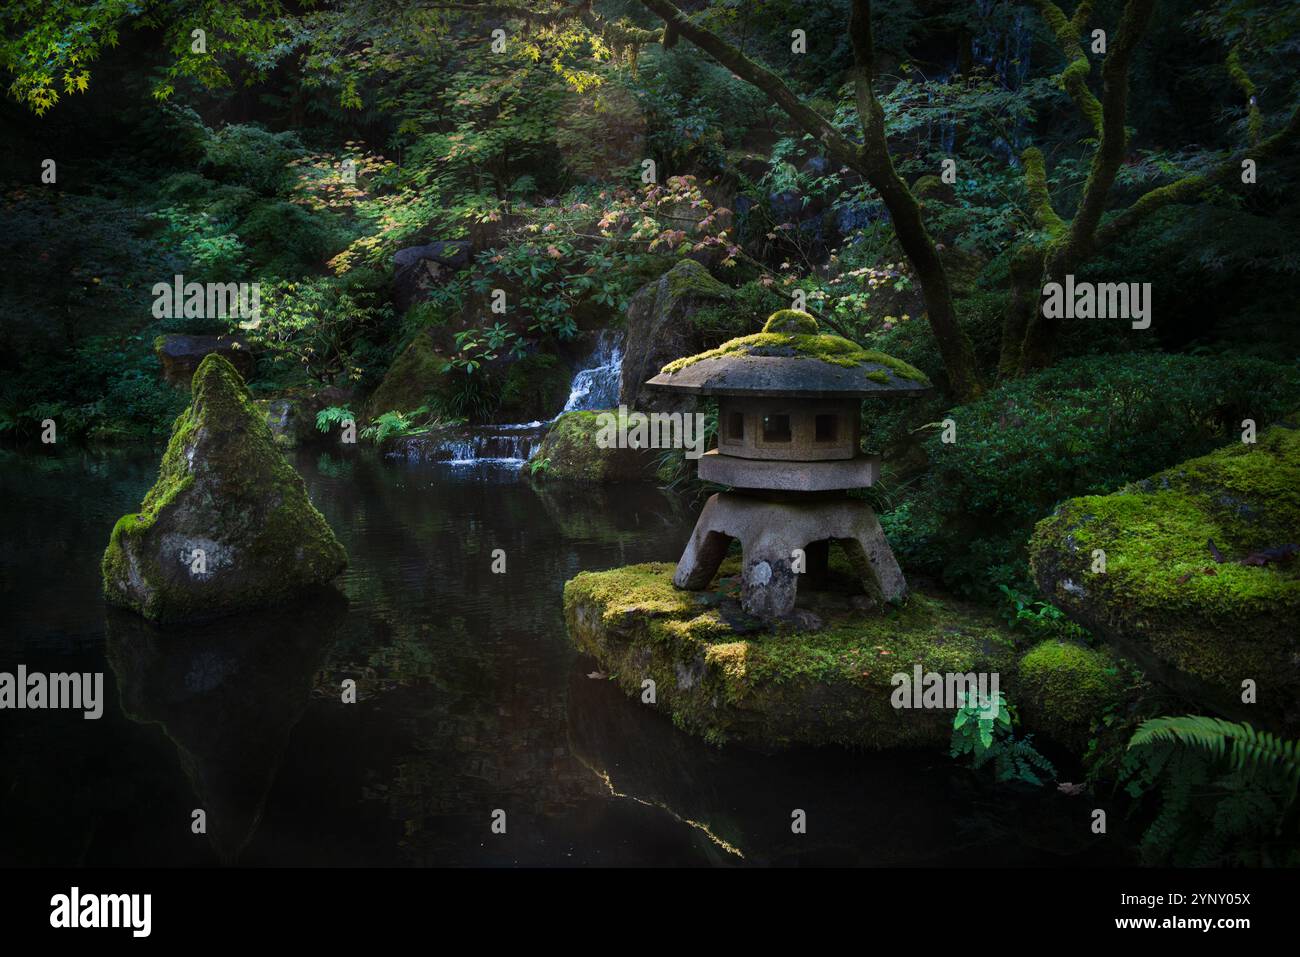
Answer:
[
  {"left": 237, "top": 200, "right": 346, "bottom": 275},
  {"left": 198, "top": 124, "right": 305, "bottom": 195},
  {"left": 950, "top": 692, "right": 1057, "bottom": 786},
  {"left": 247, "top": 273, "right": 394, "bottom": 386},
  {"left": 888, "top": 352, "right": 1300, "bottom": 596}
]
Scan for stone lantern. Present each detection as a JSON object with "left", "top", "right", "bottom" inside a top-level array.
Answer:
[{"left": 646, "top": 309, "right": 931, "bottom": 620}]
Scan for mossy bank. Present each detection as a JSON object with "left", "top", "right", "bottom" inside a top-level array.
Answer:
[
  {"left": 102, "top": 354, "right": 348, "bottom": 622},
  {"left": 563, "top": 560, "right": 1021, "bottom": 750},
  {"left": 1031, "top": 415, "right": 1300, "bottom": 732}
]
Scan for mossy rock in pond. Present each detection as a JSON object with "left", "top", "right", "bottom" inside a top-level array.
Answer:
[
  {"left": 563, "top": 561, "right": 1019, "bottom": 750},
  {"left": 1016, "top": 641, "right": 1124, "bottom": 751},
  {"left": 621, "top": 259, "right": 734, "bottom": 413},
  {"left": 102, "top": 354, "right": 348, "bottom": 623},
  {"left": 531, "top": 410, "right": 657, "bottom": 483},
  {"left": 1030, "top": 415, "right": 1300, "bottom": 733}
]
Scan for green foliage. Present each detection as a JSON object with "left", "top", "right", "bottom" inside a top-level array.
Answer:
[
  {"left": 1120, "top": 716, "right": 1300, "bottom": 866},
  {"left": 248, "top": 273, "right": 393, "bottom": 386},
  {"left": 360, "top": 406, "right": 435, "bottom": 445},
  {"left": 950, "top": 692, "right": 1057, "bottom": 786},
  {"left": 314, "top": 405, "right": 355, "bottom": 433},
  {"left": 199, "top": 124, "right": 306, "bottom": 195},
  {"left": 893, "top": 352, "right": 1300, "bottom": 596},
  {"left": 995, "top": 584, "right": 1089, "bottom": 642}
]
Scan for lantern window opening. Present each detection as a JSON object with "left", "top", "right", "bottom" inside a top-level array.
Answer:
[
  {"left": 762, "top": 414, "right": 792, "bottom": 444},
  {"left": 727, "top": 411, "right": 745, "bottom": 442},
  {"left": 814, "top": 413, "right": 838, "bottom": 443}
]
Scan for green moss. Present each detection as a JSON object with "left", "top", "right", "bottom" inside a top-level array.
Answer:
[
  {"left": 1017, "top": 640, "right": 1121, "bottom": 749},
  {"left": 911, "top": 174, "right": 943, "bottom": 196},
  {"left": 762, "top": 309, "right": 820, "bottom": 335},
  {"left": 660, "top": 310, "right": 931, "bottom": 384},
  {"left": 563, "top": 561, "right": 1018, "bottom": 749},
  {"left": 365, "top": 331, "right": 448, "bottom": 421},
  {"left": 1021, "top": 147, "right": 1065, "bottom": 236},
  {"left": 102, "top": 354, "right": 348, "bottom": 622},
  {"left": 530, "top": 409, "right": 653, "bottom": 483},
  {"left": 664, "top": 258, "right": 731, "bottom": 300},
  {"left": 498, "top": 353, "right": 572, "bottom": 421},
  {"left": 1030, "top": 416, "right": 1300, "bottom": 729}
]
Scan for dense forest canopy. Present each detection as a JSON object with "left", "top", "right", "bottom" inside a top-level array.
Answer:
[{"left": 1, "top": 0, "right": 1298, "bottom": 447}]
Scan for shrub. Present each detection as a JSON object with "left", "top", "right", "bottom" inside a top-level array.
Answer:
[
  {"left": 887, "top": 352, "right": 1300, "bottom": 597},
  {"left": 1017, "top": 641, "right": 1122, "bottom": 750}
]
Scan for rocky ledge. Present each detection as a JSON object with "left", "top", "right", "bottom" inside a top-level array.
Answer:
[{"left": 563, "top": 560, "right": 1024, "bottom": 750}]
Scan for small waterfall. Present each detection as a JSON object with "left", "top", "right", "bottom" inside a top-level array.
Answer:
[
  {"left": 562, "top": 330, "right": 623, "bottom": 413},
  {"left": 387, "top": 421, "right": 549, "bottom": 467},
  {"left": 386, "top": 331, "right": 624, "bottom": 469}
]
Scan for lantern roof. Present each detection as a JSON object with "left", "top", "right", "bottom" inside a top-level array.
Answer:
[{"left": 646, "top": 310, "right": 932, "bottom": 399}]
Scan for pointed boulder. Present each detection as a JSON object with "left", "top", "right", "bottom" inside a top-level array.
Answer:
[{"left": 103, "top": 354, "right": 347, "bottom": 622}]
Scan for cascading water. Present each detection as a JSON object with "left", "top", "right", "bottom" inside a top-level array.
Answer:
[
  {"left": 972, "top": 0, "right": 1036, "bottom": 162},
  {"left": 388, "top": 331, "right": 624, "bottom": 469},
  {"left": 561, "top": 329, "right": 623, "bottom": 413}
]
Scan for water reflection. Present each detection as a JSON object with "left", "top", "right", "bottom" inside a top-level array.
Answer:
[
  {"left": 0, "top": 446, "right": 1123, "bottom": 867},
  {"left": 105, "top": 592, "right": 346, "bottom": 863}
]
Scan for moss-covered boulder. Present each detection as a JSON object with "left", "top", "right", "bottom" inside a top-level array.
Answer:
[
  {"left": 1030, "top": 417, "right": 1300, "bottom": 731},
  {"left": 1016, "top": 641, "right": 1123, "bottom": 751},
  {"left": 102, "top": 355, "right": 348, "bottom": 622},
  {"left": 563, "top": 561, "right": 1018, "bottom": 749},
  {"left": 531, "top": 410, "right": 657, "bottom": 483},
  {"left": 364, "top": 330, "right": 449, "bottom": 422},
  {"left": 497, "top": 353, "right": 573, "bottom": 422},
  {"left": 619, "top": 259, "right": 734, "bottom": 413}
]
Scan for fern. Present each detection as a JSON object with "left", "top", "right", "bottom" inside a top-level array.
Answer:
[
  {"left": 1129, "top": 716, "right": 1300, "bottom": 809},
  {"left": 315, "top": 405, "right": 354, "bottom": 433},
  {"left": 950, "top": 692, "right": 1057, "bottom": 787},
  {"left": 1121, "top": 715, "right": 1300, "bottom": 866}
]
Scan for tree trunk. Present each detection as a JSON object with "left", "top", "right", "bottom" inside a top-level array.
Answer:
[{"left": 639, "top": 0, "right": 982, "bottom": 400}]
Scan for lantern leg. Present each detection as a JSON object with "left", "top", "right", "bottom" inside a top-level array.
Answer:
[
  {"left": 672, "top": 494, "right": 732, "bottom": 590},
  {"left": 739, "top": 531, "right": 799, "bottom": 619},
  {"left": 838, "top": 505, "right": 907, "bottom": 603}
]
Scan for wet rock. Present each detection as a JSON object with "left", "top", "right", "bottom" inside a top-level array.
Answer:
[
  {"left": 364, "top": 330, "right": 448, "bottom": 421},
  {"left": 155, "top": 334, "right": 254, "bottom": 387},
  {"left": 619, "top": 260, "right": 733, "bottom": 414},
  {"left": 1031, "top": 414, "right": 1300, "bottom": 732},
  {"left": 530, "top": 410, "right": 656, "bottom": 483},
  {"left": 102, "top": 355, "right": 347, "bottom": 622},
  {"left": 563, "top": 561, "right": 1018, "bottom": 750}
]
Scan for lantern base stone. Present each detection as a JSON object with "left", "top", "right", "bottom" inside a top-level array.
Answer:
[{"left": 673, "top": 491, "right": 906, "bottom": 619}]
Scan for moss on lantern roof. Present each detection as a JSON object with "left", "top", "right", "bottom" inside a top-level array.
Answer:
[{"left": 658, "top": 310, "right": 930, "bottom": 385}]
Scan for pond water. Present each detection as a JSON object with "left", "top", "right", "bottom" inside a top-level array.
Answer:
[{"left": 0, "top": 445, "right": 1124, "bottom": 867}]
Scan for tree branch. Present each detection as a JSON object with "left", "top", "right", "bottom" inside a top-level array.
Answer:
[
  {"left": 1095, "top": 100, "right": 1300, "bottom": 248},
  {"left": 636, "top": 0, "right": 864, "bottom": 171},
  {"left": 1052, "top": 0, "right": 1155, "bottom": 270},
  {"left": 1021, "top": 146, "right": 1065, "bottom": 235},
  {"left": 1030, "top": 0, "right": 1101, "bottom": 136}
]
